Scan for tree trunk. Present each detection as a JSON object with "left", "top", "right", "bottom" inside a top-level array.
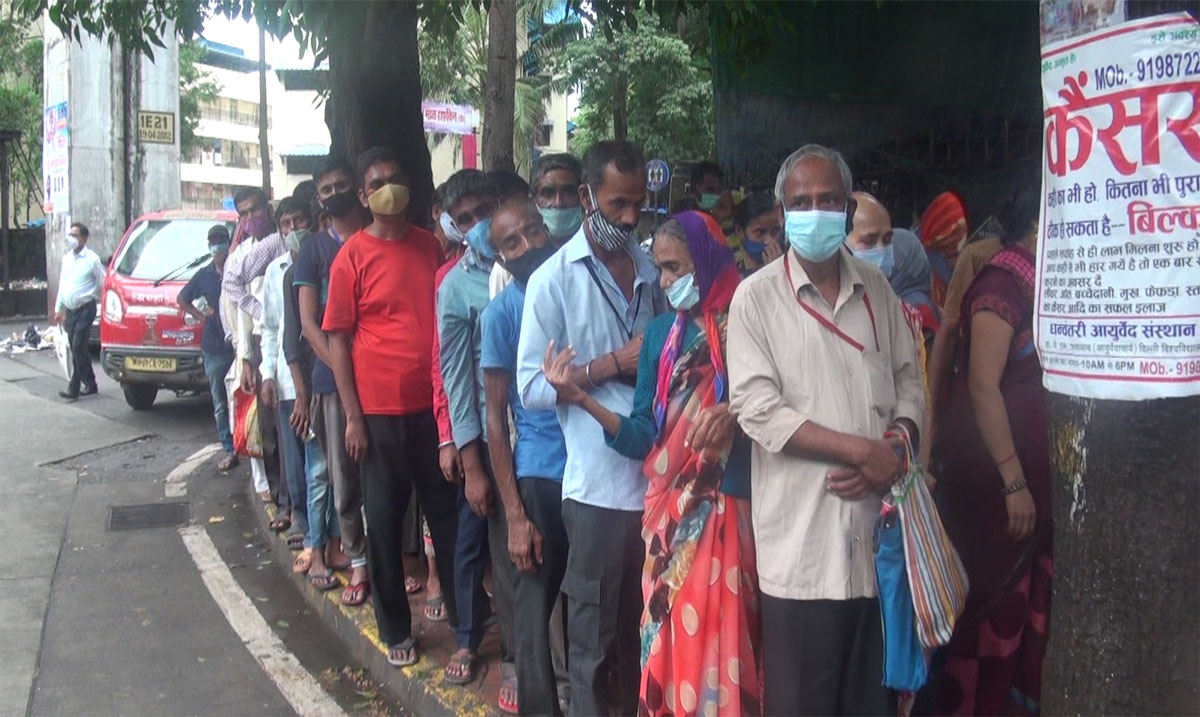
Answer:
[
  {"left": 483, "top": 0, "right": 517, "bottom": 173},
  {"left": 1042, "top": 394, "right": 1199, "bottom": 714},
  {"left": 325, "top": 1, "right": 434, "bottom": 228},
  {"left": 612, "top": 70, "right": 628, "bottom": 142}
]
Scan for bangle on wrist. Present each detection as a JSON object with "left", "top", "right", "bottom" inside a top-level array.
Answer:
[
  {"left": 1001, "top": 478, "right": 1027, "bottom": 496},
  {"left": 585, "top": 360, "right": 598, "bottom": 389}
]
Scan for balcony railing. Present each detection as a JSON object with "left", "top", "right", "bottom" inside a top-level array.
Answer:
[{"left": 199, "top": 106, "right": 272, "bottom": 129}]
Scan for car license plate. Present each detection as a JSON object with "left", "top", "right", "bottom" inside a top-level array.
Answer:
[{"left": 125, "top": 356, "right": 177, "bottom": 372}]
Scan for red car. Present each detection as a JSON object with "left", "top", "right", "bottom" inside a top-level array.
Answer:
[{"left": 100, "top": 210, "right": 239, "bottom": 410}]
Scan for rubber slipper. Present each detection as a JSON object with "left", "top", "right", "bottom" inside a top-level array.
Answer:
[
  {"left": 292, "top": 548, "right": 312, "bottom": 574},
  {"left": 269, "top": 518, "right": 290, "bottom": 533},
  {"left": 285, "top": 532, "right": 304, "bottom": 550},
  {"left": 423, "top": 595, "right": 449, "bottom": 622},
  {"left": 309, "top": 571, "right": 340, "bottom": 591},
  {"left": 444, "top": 650, "right": 476, "bottom": 685},
  {"left": 498, "top": 676, "right": 519, "bottom": 715},
  {"left": 387, "top": 637, "right": 419, "bottom": 667},
  {"left": 341, "top": 581, "right": 369, "bottom": 606}
]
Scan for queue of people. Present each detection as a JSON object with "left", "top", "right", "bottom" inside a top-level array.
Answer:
[{"left": 174, "top": 138, "right": 1051, "bottom": 717}]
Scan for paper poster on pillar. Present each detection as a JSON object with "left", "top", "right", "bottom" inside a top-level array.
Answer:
[
  {"left": 42, "top": 102, "right": 69, "bottom": 214},
  {"left": 1037, "top": 12, "right": 1200, "bottom": 400}
]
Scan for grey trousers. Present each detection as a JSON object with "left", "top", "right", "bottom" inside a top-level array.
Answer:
[
  {"left": 760, "top": 595, "right": 892, "bottom": 716},
  {"left": 560, "top": 499, "right": 643, "bottom": 717},
  {"left": 312, "top": 391, "right": 366, "bottom": 566}
]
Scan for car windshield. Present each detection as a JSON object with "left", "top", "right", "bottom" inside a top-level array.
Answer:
[{"left": 114, "top": 219, "right": 235, "bottom": 281}]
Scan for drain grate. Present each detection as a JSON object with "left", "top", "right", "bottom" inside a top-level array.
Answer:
[{"left": 108, "top": 502, "right": 190, "bottom": 531}]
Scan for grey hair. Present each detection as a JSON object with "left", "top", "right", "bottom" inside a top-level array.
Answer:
[
  {"left": 773, "top": 144, "right": 853, "bottom": 203},
  {"left": 652, "top": 218, "right": 687, "bottom": 246}
]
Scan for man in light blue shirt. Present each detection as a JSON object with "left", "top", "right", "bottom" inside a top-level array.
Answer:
[
  {"left": 517, "top": 140, "right": 665, "bottom": 716},
  {"left": 54, "top": 222, "right": 105, "bottom": 400},
  {"left": 436, "top": 169, "right": 518, "bottom": 696},
  {"left": 481, "top": 197, "right": 569, "bottom": 716}
]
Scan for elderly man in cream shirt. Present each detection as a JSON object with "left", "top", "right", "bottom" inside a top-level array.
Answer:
[{"left": 728, "top": 144, "right": 924, "bottom": 716}]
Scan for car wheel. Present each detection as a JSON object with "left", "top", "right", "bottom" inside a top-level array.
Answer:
[{"left": 122, "top": 383, "right": 157, "bottom": 410}]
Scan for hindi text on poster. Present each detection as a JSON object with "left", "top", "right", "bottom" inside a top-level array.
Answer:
[{"left": 1037, "top": 13, "right": 1200, "bottom": 399}]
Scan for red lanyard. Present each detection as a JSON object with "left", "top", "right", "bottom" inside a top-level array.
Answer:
[{"left": 784, "top": 254, "right": 879, "bottom": 353}]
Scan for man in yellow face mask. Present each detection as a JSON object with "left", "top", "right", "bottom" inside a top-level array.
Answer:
[{"left": 320, "top": 146, "right": 462, "bottom": 669}]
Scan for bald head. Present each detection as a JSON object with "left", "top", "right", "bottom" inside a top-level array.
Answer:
[{"left": 847, "top": 191, "right": 892, "bottom": 252}]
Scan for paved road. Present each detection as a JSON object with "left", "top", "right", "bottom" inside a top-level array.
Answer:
[{"left": 0, "top": 334, "right": 399, "bottom": 717}]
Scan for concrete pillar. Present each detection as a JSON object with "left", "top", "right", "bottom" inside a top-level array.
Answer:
[{"left": 41, "top": 23, "right": 179, "bottom": 318}]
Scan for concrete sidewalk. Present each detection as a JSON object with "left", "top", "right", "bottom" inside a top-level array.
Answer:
[
  {"left": 254, "top": 500, "right": 504, "bottom": 717},
  {"left": 0, "top": 374, "right": 147, "bottom": 716}
]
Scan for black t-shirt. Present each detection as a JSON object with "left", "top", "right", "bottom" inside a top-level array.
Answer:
[
  {"left": 292, "top": 229, "right": 344, "bottom": 394},
  {"left": 178, "top": 263, "right": 232, "bottom": 356}
]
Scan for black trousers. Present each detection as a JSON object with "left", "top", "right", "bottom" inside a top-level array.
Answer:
[
  {"left": 64, "top": 302, "right": 96, "bottom": 392},
  {"left": 514, "top": 478, "right": 569, "bottom": 717},
  {"left": 250, "top": 335, "right": 283, "bottom": 509},
  {"left": 760, "top": 595, "right": 892, "bottom": 716},
  {"left": 360, "top": 412, "right": 460, "bottom": 646},
  {"left": 561, "top": 499, "right": 642, "bottom": 717}
]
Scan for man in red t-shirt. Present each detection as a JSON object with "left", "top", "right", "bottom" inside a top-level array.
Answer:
[{"left": 322, "top": 146, "right": 460, "bottom": 668}]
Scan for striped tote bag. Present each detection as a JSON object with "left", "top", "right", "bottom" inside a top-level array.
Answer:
[{"left": 891, "top": 463, "right": 969, "bottom": 649}]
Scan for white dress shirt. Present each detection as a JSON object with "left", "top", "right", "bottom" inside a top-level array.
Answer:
[{"left": 55, "top": 246, "right": 106, "bottom": 312}]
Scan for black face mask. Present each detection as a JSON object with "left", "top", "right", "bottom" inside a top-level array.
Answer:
[
  {"left": 503, "top": 243, "right": 558, "bottom": 285},
  {"left": 321, "top": 190, "right": 358, "bottom": 218}
]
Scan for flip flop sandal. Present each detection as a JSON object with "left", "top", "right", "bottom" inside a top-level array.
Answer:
[
  {"left": 341, "top": 581, "right": 370, "bottom": 606},
  {"left": 309, "top": 571, "right": 340, "bottom": 591},
  {"left": 285, "top": 532, "right": 304, "bottom": 550},
  {"left": 423, "top": 595, "right": 449, "bottom": 622},
  {"left": 259, "top": 491, "right": 272, "bottom": 503},
  {"left": 405, "top": 576, "right": 423, "bottom": 594},
  {"left": 497, "top": 676, "right": 519, "bottom": 715},
  {"left": 292, "top": 549, "right": 312, "bottom": 574},
  {"left": 269, "top": 518, "right": 291, "bottom": 533},
  {"left": 387, "top": 637, "right": 419, "bottom": 668},
  {"left": 444, "top": 651, "right": 476, "bottom": 685}
]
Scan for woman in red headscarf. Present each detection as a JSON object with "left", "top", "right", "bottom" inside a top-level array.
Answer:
[
  {"left": 544, "top": 211, "right": 761, "bottom": 716},
  {"left": 920, "top": 191, "right": 969, "bottom": 311}
]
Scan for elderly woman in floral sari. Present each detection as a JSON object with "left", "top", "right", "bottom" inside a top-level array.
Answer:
[{"left": 543, "top": 211, "right": 760, "bottom": 716}]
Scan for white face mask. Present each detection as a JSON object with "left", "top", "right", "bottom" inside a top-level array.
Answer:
[{"left": 67, "top": 234, "right": 80, "bottom": 252}]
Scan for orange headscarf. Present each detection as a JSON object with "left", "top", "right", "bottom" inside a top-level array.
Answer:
[
  {"left": 920, "top": 192, "right": 967, "bottom": 257},
  {"left": 919, "top": 191, "right": 968, "bottom": 309}
]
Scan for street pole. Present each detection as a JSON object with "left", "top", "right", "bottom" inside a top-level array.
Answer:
[
  {"left": 0, "top": 133, "right": 11, "bottom": 290},
  {"left": 258, "top": 25, "right": 270, "bottom": 197}
]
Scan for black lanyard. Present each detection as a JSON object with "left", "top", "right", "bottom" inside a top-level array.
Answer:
[{"left": 582, "top": 258, "right": 643, "bottom": 341}]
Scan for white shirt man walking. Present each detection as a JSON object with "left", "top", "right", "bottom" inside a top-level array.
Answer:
[{"left": 54, "top": 222, "right": 105, "bottom": 400}]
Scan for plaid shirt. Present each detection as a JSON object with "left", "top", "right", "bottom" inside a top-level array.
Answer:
[{"left": 221, "top": 231, "right": 285, "bottom": 321}]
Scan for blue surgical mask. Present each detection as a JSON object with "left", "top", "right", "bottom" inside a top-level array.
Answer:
[
  {"left": 854, "top": 243, "right": 895, "bottom": 276},
  {"left": 698, "top": 193, "right": 720, "bottom": 211},
  {"left": 209, "top": 242, "right": 230, "bottom": 258},
  {"left": 539, "top": 206, "right": 583, "bottom": 242},
  {"left": 741, "top": 237, "right": 766, "bottom": 259},
  {"left": 465, "top": 218, "right": 495, "bottom": 260},
  {"left": 665, "top": 271, "right": 700, "bottom": 311},
  {"left": 439, "top": 212, "right": 465, "bottom": 244},
  {"left": 785, "top": 209, "right": 848, "bottom": 262}
]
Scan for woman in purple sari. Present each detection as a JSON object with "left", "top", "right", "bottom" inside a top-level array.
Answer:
[{"left": 935, "top": 183, "right": 1052, "bottom": 716}]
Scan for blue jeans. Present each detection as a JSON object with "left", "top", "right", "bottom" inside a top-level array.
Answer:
[
  {"left": 452, "top": 448, "right": 515, "bottom": 657},
  {"left": 277, "top": 399, "right": 308, "bottom": 535},
  {"left": 202, "top": 351, "right": 235, "bottom": 454},
  {"left": 304, "top": 435, "right": 338, "bottom": 549}
]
